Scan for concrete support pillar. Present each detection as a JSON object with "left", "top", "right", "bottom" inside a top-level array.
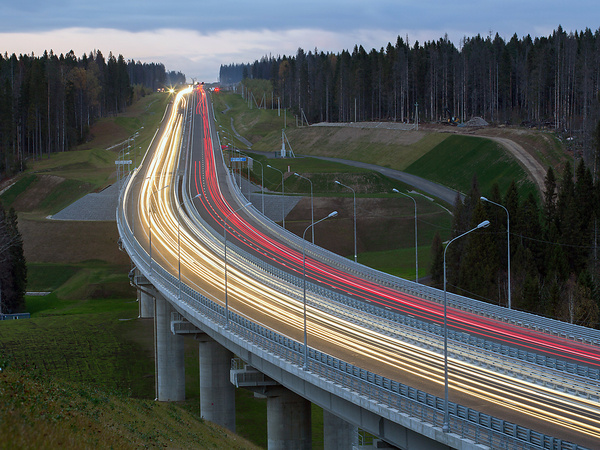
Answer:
[
  {"left": 154, "top": 293, "right": 185, "bottom": 401},
  {"left": 267, "top": 386, "right": 312, "bottom": 450},
  {"left": 323, "top": 410, "right": 358, "bottom": 449},
  {"left": 198, "top": 335, "right": 236, "bottom": 431},
  {"left": 139, "top": 289, "right": 154, "bottom": 318}
]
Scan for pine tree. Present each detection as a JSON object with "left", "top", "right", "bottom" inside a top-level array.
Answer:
[
  {"left": 430, "top": 232, "right": 443, "bottom": 289},
  {"left": 543, "top": 166, "right": 557, "bottom": 230},
  {"left": 459, "top": 199, "right": 500, "bottom": 303},
  {"left": 0, "top": 203, "right": 26, "bottom": 314}
]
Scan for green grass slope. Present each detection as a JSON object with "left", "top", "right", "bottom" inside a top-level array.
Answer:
[
  {"left": 214, "top": 90, "right": 556, "bottom": 201},
  {"left": 0, "top": 366, "right": 259, "bottom": 449},
  {"left": 405, "top": 134, "right": 537, "bottom": 199}
]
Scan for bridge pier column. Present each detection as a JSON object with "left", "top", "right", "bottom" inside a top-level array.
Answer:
[
  {"left": 323, "top": 410, "right": 358, "bottom": 449},
  {"left": 134, "top": 269, "right": 154, "bottom": 318},
  {"left": 267, "top": 386, "right": 311, "bottom": 450},
  {"left": 197, "top": 334, "right": 236, "bottom": 431},
  {"left": 154, "top": 293, "right": 185, "bottom": 401},
  {"left": 139, "top": 289, "right": 154, "bottom": 318}
]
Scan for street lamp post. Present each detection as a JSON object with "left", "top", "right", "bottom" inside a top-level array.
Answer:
[
  {"left": 294, "top": 173, "right": 314, "bottom": 244},
  {"left": 252, "top": 158, "right": 265, "bottom": 215},
  {"left": 481, "top": 196, "right": 511, "bottom": 309},
  {"left": 442, "top": 219, "right": 490, "bottom": 433},
  {"left": 267, "top": 164, "right": 285, "bottom": 229},
  {"left": 302, "top": 211, "right": 338, "bottom": 368},
  {"left": 235, "top": 149, "right": 251, "bottom": 198},
  {"left": 335, "top": 181, "right": 357, "bottom": 263},
  {"left": 236, "top": 150, "right": 264, "bottom": 214},
  {"left": 224, "top": 201, "right": 252, "bottom": 329},
  {"left": 393, "top": 188, "right": 418, "bottom": 283}
]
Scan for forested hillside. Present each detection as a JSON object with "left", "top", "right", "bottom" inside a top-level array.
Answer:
[
  {"left": 431, "top": 159, "right": 600, "bottom": 327},
  {"left": 220, "top": 26, "right": 600, "bottom": 167},
  {"left": 0, "top": 50, "right": 184, "bottom": 179}
]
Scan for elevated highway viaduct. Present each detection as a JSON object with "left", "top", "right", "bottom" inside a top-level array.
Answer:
[{"left": 117, "top": 86, "right": 600, "bottom": 449}]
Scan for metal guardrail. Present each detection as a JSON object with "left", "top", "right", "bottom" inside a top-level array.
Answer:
[
  {"left": 178, "top": 180, "right": 600, "bottom": 390},
  {"left": 238, "top": 190, "right": 600, "bottom": 346},
  {"left": 0, "top": 313, "right": 30, "bottom": 320},
  {"left": 215, "top": 133, "right": 600, "bottom": 348},
  {"left": 116, "top": 179, "right": 588, "bottom": 450}
]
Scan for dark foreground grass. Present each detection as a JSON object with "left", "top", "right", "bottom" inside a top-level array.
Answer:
[
  {"left": 0, "top": 366, "right": 259, "bottom": 449},
  {"left": 0, "top": 272, "right": 262, "bottom": 448}
]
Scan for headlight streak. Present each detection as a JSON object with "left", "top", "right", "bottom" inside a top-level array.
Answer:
[
  {"left": 188, "top": 114, "right": 600, "bottom": 367},
  {"left": 130, "top": 86, "right": 600, "bottom": 446}
]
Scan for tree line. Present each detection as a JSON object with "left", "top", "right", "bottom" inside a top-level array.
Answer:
[
  {"left": 220, "top": 25, "right": 600, "bottom": 168},
  {"left": 0, "top": 201, "right": 26, "bottom": 315},
  {"left": 0, "top": 50, "right": 185, "bottom": 180},
  {"left": 430, "top": 151, "right": 600, "bottom": 327}
]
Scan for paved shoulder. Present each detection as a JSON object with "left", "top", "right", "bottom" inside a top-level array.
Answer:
[{"left": 51, "top": 182, "right": 122, "bottom": 221}]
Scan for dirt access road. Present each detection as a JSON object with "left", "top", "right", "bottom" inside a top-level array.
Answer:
[
  {"left": 311, "top": 122, "right": 549, "bottom": 196},
  {"left": 484, "top": 136, "right": 546, "bottom": 193}
]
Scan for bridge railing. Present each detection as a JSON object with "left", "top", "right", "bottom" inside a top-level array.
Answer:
[
  {"left": 177, "top": 176, "right": 600, "bottom": 389},
  {"left": 216, "top": 140, "right": 600, "bottom": 347},
  {"left": 116, "top": 183, "right": 587, "bottom": 450}
]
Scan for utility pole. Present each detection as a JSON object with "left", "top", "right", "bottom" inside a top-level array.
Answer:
[{"left": 415, "top": 102, "right": 419, "bottom": 131}]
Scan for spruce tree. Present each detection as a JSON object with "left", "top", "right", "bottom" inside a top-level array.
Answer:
[
  {"left": 0, "top": 203, "right": 26, "bottom": 314},
  {"left": 543, "top": 166, "right": 557, "bottom": 231},
  {"left": 430, "top": 232, "right": 443, "bottom": 289}
]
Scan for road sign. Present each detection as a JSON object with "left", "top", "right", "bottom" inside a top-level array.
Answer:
[
  {"left": 231, "top": 157, "right": 246, "bottom": 162},
  {"left": 115, "top": 160, "right": 133, "bottom": 165}
]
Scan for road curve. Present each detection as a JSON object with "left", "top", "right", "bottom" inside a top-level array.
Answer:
[{"left": 126, "top": 87, "right": 600, "bottom": 449}]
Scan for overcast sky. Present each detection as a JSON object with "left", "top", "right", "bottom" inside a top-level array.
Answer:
[{"left": 1, "top": 1, "right": 597, "bottom": 83}]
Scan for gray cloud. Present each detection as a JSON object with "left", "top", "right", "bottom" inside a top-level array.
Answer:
[
  {"left": 3, "top": 0, "right": 597, "bottom": 37},
  {"left": 1, "top": 0, "right": 598, "bottom": 81}
]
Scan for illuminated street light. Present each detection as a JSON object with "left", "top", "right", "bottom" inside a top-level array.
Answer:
[
  {"left": 302, "top": 211, "right": 338, "bottom": 369},
  {"left": 294, "top": 173, "right": 314, "bottom": 244},
  {"left": 335, "top": 181, "right": 357, "bottom": 263},
  {"left": 393, "top": 188, "right": 418, "bottom": 283},
  {"left": 224, "top": 201, "right": 252, "bottom": 329},
  {"left": 442, "top": 219, "right": 490, "bottom": 433},
  {"left": 267, "top": 164, "right": 285, "bottom": 229},
  {"left": 481, "top": 196, "right": 511, "bottom": 309}
]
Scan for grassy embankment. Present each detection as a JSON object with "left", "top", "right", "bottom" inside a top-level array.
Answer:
[
  {"left": 0, "top": 86, "right": 567, "bottom": 448},
  {"left": 0, "top": 92, "right": 257, "bottom": 449}
]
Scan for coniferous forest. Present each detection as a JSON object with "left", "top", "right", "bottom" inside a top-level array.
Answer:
[
  {"left": 0, "top": 50, "right": 185, "bottom": 180},
  {"left": 0, "top": 202, "right": 25, "bottom": 314},
  {"left": 220, "top": 26, "right": 600, "bottom": 327},
  {"left": 430, "top": 158, "right": 600, "bottom": 328},
  {"left": 220, "top": 26, "right": 600, "bottom": 165},
  {"left": 0, "top": 50, "right": 184, "bottom": 313}
]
